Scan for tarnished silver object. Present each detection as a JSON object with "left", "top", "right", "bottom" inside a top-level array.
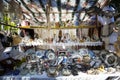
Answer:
[
  {"left": 45, "top": 49, "right": 56, "bottom": 61},
  {"left": 61, "top": 67, "right": 71, "bottom": 76},
  {"left": 78, "top": 48, "right": 91, "bottom": 63},
  {"left": 47, "top": 66, "right": 59, "bottom": 77},
  {"left": 100, "top": 50, "right": 118, "bottom": 67}
]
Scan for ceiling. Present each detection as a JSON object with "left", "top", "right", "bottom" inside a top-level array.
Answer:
[{"left": 0, "top": 0, "right": 114, "bottom": 27}]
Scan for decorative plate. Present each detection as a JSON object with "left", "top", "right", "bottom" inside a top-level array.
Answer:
[
  {"left": 45, "top": 49, "right": 56, "bottom": 60},
  {"left": 78, "top": 48, "right": 89, "bottom": 57},
  {"left": 36, "top": 50, "right": 44, "bottom": 58}
]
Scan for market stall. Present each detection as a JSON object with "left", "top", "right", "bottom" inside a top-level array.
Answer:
[{"left": 0, "top": 0, "right": 120, "bottom": 80}]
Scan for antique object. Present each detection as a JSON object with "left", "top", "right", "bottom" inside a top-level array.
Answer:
[
  {"left": 78, "top": 48, "right": 91, "bottom": 63},
  {"left": 45, "top": 49, "right": 56, "bottom": 61},
  {"left": 61, "top": 67, "right": 71, "bottom": 76},
  {"left": 114, "top": 36, "right": 120, "bottom": 57},
  {"left": 100, "top": 50, "right": 118, "bottom": 67},
  {"left": 47, "top": 66, "right": 59, "bottom": 77}
]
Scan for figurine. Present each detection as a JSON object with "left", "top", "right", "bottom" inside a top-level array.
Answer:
[{"left": 58, "top": 30, "right": 62, "bottom": 42}]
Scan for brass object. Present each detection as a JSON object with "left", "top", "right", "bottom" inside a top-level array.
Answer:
[{"left": 114, "top": 36, "right": 120, "bottom": 57}]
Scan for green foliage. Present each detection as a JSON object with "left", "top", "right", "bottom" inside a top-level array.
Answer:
[{"left": 3, "top": 14, "right": 11, "bottom": 30}]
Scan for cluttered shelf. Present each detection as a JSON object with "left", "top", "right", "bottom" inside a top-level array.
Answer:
[{"left": 19, "top": 41, "right": 103, "bottom": 47}]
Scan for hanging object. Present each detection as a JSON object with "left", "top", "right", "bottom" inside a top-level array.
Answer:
[
  {"left": 8, "top": 0, "right": 16, "bottom": 12},
  {"left": 0, "top": 0, "right": 4, "bottom": 13},
  {"left": 116, "top": 18, "right": 120, "bottom": 36},
  {"left": 20, "top": 20, "right": 30, "bottom": 28},
  {"left": 58, "top": 30, "right": 62, "bottom": 42}
]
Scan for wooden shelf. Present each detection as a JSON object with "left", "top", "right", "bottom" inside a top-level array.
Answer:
[{"left": 20, "top": 25, "right": 98, "bottom": 29}]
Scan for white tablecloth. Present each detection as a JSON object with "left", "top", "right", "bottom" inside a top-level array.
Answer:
[{"left": 1, "top": 72, "right": 120, "bottom": 80}]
